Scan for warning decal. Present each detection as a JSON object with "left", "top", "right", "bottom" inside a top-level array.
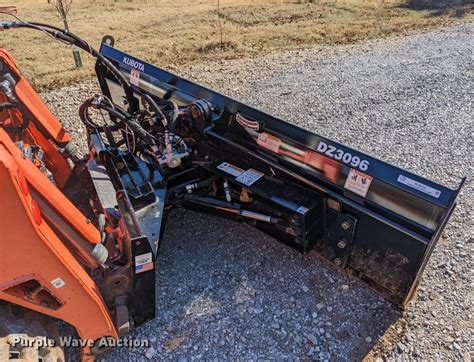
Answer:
[
  {"left": 235, "top": 113, "right": 261, "bottom": 131},
  {"left": 344, "top": 169, "right": 373, "bottom": 198},
  {"left": 51, "top": 277, "right": 66, "bottom": 289},
  {"left": 257, "top": 132, "right": 282, "bottom": 153},
  {"left": 130, "top": 69, "right": 140, "bottom": 86},
  {"left": 235, "top": 169, "right": 264, "bottom": 186}
]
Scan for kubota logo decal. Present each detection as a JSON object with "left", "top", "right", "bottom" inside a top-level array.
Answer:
[{"left": 123, "top": 56, "right": 145, "bottom": 72}]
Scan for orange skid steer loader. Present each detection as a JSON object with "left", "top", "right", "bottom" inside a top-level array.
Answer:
[
  {"left": 0, "top": 7, "right": 464, "bottom": 361},
  {"left": 0, "top": 39, "right": 117, "bottom": 362}
]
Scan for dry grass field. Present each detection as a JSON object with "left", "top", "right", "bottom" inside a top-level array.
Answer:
[{"left": 1, "top": 0, "right": 472, "bottom": 90}]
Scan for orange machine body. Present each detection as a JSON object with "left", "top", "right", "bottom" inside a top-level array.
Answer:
[{"left": 0, "top": 49, "right": 118, "bottom": 359}]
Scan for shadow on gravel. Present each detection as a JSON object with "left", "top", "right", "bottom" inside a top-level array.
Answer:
[
  {"left": 399, "top": 0, "right": 473, "bottom": 17},
  {"left": 144, "top": 208, "right": 402, "bottom": 359}
]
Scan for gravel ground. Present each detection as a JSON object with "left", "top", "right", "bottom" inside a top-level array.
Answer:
[{"left": 41, "top": 23, "right": 473, "bottom": 360}]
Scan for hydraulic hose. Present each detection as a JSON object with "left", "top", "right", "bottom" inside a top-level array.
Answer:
[
  {"left": 0, "top": 101, "right": 30, "bottom": 132},
  {"left": 80, "top": 95, "right": 157, "bottom": 148},
  {"left": 0, "top": 102, "right": 17, "bottom": 112},
  {"left": 0, "top": 21, "right": 137, "bottom": 113}
]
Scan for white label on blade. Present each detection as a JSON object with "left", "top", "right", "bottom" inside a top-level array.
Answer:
[
  {"left": 397, "top": 175, "right": 441, "bottom": 198},
  {"left": 217, "top": 162, "right": 244, "bottom": 177},
  {"left": 135, "top": 252, "right": 152, "bottom": 267},
  {"left": 235, "top": 169, "right": 264, "bottom": 186},
  {"left": 296, "top": 206, "right": 309, "bottom": 215},
  {"left": 344, "top": 169, "right": 373, "bottom": 198},
  {"left": 51, "top": 277, "right": 66, "bottom": 289},
  {"left": 130, "top": 69, "right": 140, "bottom": 86}
]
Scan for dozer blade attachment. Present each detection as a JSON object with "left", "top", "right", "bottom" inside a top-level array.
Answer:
[{"left": 95, "top": 40, "right": 463, "bottom": 308}]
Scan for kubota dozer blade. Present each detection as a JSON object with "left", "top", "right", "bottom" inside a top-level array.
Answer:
[{"left": 95, "top": 39, "right": 463, "bottom": 308}]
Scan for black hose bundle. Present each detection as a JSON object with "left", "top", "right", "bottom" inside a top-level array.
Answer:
[
  {"left": 0, "top": 102, "right": 17, "bottom": 112},
  {"left": 0, "top": 17, "right": 185, "bottom": 161},
  {"left": 0, "top": 19, "right": 136, "bottom": 113},
  {"left": 0, "top": 101, "right": 30, "bottom": 132},
  {"left": 79, "top": 95, "right": 157, "bottom": 148}
]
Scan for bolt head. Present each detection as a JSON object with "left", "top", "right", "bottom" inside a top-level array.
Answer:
[{"left": 341, "top": 221, "right": 351, "bottom": 230}]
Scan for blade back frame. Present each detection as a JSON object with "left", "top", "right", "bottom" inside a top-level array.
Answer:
[{"left": 94, "top": 40, "right": 464, "bottom": 309}]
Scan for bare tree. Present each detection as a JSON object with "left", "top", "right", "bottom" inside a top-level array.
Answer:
[
  {"left": 50, "top": 0, "right": 72, "bottom": 30},
  {"left": 216, "top": 0, "right": 224, "bottom": 47},
  {"left": 49, "top": 0, "right": 82, "bottom": 67}
]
